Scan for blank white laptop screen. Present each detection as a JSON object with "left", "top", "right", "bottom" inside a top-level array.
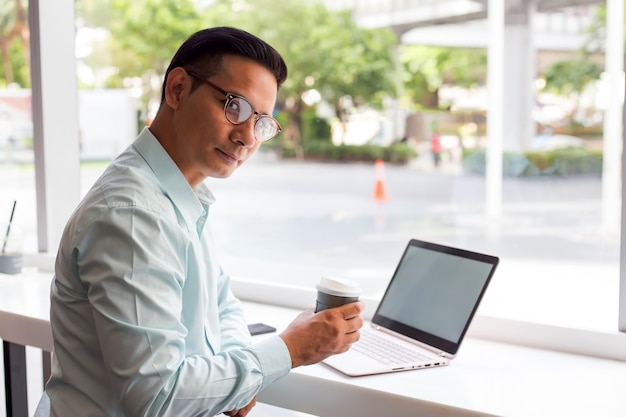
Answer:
[{"left": 376, "top": 244, "right": 495, "bottom": 344}]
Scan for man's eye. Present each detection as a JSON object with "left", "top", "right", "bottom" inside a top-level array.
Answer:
[{"left": 226, "top": 99, "right": 241, "bottom": 113}]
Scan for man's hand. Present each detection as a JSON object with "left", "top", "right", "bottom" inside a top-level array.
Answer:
[
  {"left": 279, "top": 301, "right": 364, "bottom": 368},
  {"left": 224, "top": 395, "right": 257, "bottom": 417}
]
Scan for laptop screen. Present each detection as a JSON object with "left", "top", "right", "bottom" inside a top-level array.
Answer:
[{"left": 372, "top": 239, "right": 499, "bottom": 356}]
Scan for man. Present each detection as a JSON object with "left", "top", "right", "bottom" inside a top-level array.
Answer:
[{"left": 36, "top": 27, "right": 363, "bottom": 417}]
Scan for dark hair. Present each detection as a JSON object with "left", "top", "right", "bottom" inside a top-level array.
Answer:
[{"left": 160, "top": 26, "right": 288, "bottom": 102}]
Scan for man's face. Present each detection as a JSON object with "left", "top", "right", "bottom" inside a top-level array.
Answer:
[{"left": 170, "top": 55, "right": 278, "bottom": 184}]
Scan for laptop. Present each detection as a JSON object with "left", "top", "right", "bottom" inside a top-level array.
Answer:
[{"left": 323, "top": 238, "right": 499, "bottom": 377}]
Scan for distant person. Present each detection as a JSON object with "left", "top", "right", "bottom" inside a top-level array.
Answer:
[
  {"left": 35, "top": 26, "right": 363, "bottom": 417},
  {"left": 431, "top": 131, "right": 442, "bottom": 167}
]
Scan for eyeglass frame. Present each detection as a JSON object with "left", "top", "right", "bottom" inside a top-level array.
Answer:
[{"left": 185, "top": 69, "right": 282, "bottom": 142}]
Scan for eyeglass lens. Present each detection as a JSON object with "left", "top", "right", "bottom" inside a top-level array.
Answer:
[
  {"left": 255, "top": 117, "right": 279, "bottom": 142},
  {"left": 224, "top": 96, "right": 279, "bottom": 141},
  {"left": 225, "top": 97, "right": 252, "bottom": 124}
]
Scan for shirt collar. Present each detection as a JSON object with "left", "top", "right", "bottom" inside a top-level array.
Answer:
[{"left": 133, "top": 127, "right": 215, "bottom": 234}]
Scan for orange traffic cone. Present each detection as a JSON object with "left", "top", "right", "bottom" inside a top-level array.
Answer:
[{"left": 372, "top": 159, "right": 389, "bottom": 201}]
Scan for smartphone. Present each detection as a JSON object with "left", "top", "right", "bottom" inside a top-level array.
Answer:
[{"left": 247, "top": 322, "right": 277, "bottom": 336}]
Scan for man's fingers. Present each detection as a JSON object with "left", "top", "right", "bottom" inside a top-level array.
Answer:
[{"left": 338, "top": 301, "right": 364, "bottom": 319}]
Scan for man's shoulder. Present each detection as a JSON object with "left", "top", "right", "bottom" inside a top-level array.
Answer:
[{"left": 86, "top": 152, "right": 166, "bottom": 213}]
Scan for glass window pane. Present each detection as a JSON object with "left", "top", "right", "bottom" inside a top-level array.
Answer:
[
  {"left": 69, "top": 0, "right": 621, "bottom": 336},
  {"left": 0, "top": 3, "right": 36, "bottom": 256}
]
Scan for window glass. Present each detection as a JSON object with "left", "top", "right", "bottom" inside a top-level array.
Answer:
[
  {"left": 0, "top": 1, "right": 36, "bottom": 255},
  {"left": 7, "top": 1, "right": 620, "bottom": 337}
]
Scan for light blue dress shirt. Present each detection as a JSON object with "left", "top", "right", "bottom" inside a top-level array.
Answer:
[{"left": 41, "top": 127, "right": 291, "bottom": 416}]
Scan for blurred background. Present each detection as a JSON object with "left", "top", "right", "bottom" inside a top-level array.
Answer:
[{"left": 0, "top": 0, "right": 623, "bottom": 333}]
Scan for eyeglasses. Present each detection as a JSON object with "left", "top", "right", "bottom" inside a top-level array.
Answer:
[{"left": 186, "top": 70, "right": 282, "bottom": 142}]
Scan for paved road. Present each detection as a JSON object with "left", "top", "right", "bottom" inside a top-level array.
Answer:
[
  {"left": 0, "top": 149, "right": 618, "bottom": 298},
  {"left": 202, "top": 151, "right": 617, "bottom": 295},
  {"left": 0, "top": 149, "right": 619, "bottom": 329}
]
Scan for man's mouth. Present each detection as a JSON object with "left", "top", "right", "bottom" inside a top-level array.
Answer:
[{"left": 217, "top": 148, "right": 241, "bottom": 163}]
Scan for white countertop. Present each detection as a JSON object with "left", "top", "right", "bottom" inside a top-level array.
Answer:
[
  {"left": 0, "top": 268, "right": 53, "bottom": 351},
  {"left": 2, "top": 269, "right": 626, "bottom": 417},
  {"left": 244, "top": 302, "right": 626, "bottom": 417}
]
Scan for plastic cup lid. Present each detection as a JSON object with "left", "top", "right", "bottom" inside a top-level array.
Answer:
[{"left": 316, "top": 276, "right": 362, "bottom": 297}]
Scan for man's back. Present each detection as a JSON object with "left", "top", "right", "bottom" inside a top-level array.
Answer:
[{"left": 45, "top": 130, "right": 235, "bottom": 416}]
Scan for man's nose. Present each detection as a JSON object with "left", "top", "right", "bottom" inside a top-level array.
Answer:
[{"left": 231, "top": 120, "right": 256, "bottom": 147}]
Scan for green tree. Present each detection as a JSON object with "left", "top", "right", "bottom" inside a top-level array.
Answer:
[
  {"left": 75, "top": 0, "right": 398, "bottom": 156},
  {"left": 400, "top": 45, "right": 486, "bottom": 109},
  {"left": 541, "top": 57, "right": 602, "bottom": 126},
  {"left": 75, "top": 0, "right": 203, "bottom": 109},
  {"left": 200, "top": 0, "right": 398, "bottom": 157},
  {"left": 76, "top": 0, "right": 115, "bottom": 29},
  {"left": 107, "top": 0, "right": 202, "bottom": 109},
  {"left": 0, "top": 0, "right": 29, "bottom": 87},
  {"left": 537, "top": 4, "right": 618, "bottom": 128}
]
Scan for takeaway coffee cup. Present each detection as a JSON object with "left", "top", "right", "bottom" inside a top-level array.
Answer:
[{"left": 315, "top": 276, "right": 361, "bottom": 313}]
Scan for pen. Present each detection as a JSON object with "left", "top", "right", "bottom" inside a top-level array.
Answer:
[{"left": 2, "top": 200, "right": 16, "bottom": 254}]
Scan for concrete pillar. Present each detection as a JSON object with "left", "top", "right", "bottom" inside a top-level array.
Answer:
[{"left": 502, "top": 2, "right": 536, "bottom": 151}]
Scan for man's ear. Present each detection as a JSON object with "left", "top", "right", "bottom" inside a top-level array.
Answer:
[{"left": 163, "top": 67, "right": 189, "bottom": 110}]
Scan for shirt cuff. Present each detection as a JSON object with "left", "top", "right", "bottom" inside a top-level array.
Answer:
[{"left": 253, "top": 336, "right": 292, "bottom": 389}]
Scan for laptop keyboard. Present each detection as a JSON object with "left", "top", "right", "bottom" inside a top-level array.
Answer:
[{"left": 352, "top": 329, "right": 432, "bottom": 366}]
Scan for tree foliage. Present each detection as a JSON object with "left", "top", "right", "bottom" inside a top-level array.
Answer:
[
  {"left": 108, "top": 0, "right": 202, "bottom": 75},
  {"left": 103, "top": 0, "right": 203, "bottom": 107},
  {"left": 198, "top": 0, "right": 398, "bottom": 150},
  {"left": 542, "top": 58, "right": 601, "bottom": 96},
  {"left": 74, "top": 0, "right": 399, "bottom": 155},
  {"left": 0, "top": 0, "right": 29, "bottom": 87},
  {"left": 541, "top": 56, "right": 602, "bottom": 126},
  {"left": 7, "top": 0, "right": 474, "bottom": 144},
  {"left": 399, "top": 45, "right": 486, "bottom": 109},
  {"left": 196, "top": 0, "right": 397, "bottom": 105}
]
